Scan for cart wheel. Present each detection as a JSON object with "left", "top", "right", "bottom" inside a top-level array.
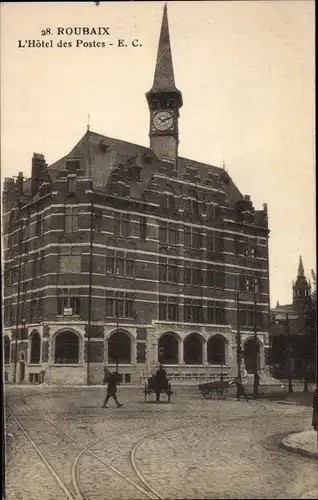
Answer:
[
  {"left": 202, "top": 390, "right": 213, "bottom": 399},
  {"left": 216, "top": 388, "right": 227, "bottom": 400}
]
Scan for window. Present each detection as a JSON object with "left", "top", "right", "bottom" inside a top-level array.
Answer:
[
  {"left": 55, "top": 330, "right": 79, "bottom": 364},
  {"left": 159, "top": 296, "right": 178, "bottom": 321},
  {"left": 207, "top": 265, "right": 225, "bottom": 288},
  {"left": 183, "top": 261, "right": 202, "bottom": 286},
  {"left": 207, "top": 301, "right": 227, "bottom": 324},
  {"left": 137, "top": 342, "right": 146, "bottom": 363},
  {"left": 183, "top": 299, "right": 203, "bottom": 323},
  {"left": 65, "top": 207, "right": 79, "bottom": 233},
  {"left": 105, "top": 293, "right": 134, "bottom": 319},
  {"left": 93, "top": 209, "right": 102, "bottom": 232},
  {"left": 240, "top": 306, "right": 262, "bottom": 328},
  {"left": 114, "top": 212, "right": 130, "bottom": 237},
  {"left": 30, "top": 331, "right": 41, "bottom": 364},
  {"left": 105, "top": 253, "right": 134, "bottom": 277},
  {"left": 207, "top": 336, "right": 226, "bottom": 364},
  {"left": 183, "top": 227, "right": 202, "bottom": 249},
  {"left": 35, "top": 213, "right": 44, "bottom": 237},
  {"left": 4, "top": 336, "right": 10, "bottom": 364},
  {"left": 30, "top": 299, "right": 37, "bottom": 321},
  {"left": 140, "top": 217, "right": 147, "bottom": 239},
  {"left": 207, "top": 231, "right": 224, "bottom": 253},
  {"left": 188, "top": 190, "right": 199, "bottom": 215},
  {"left": 60, "top": 247, "right": 81, "bottom": 273},
  {"left": 159, "top": 223, "right": 179, "bottom": 245},
  {"left": 239, "top": 275, "right": 262, "bottom": 293},
  {"left": 164, "top": 185, "right": 175, "bottom": 210},
  {"left": 57, "top": 297, "right": 80, "bottom": 316},
  {"left": 159, "top": 259, "right": 179, "bottom": 283}
]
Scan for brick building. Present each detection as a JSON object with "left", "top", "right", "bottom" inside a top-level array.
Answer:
[{"left": 3, "top": 5, "right": 270, "bottom": 385}]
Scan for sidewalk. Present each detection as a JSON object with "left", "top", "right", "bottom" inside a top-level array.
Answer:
[{"left": 281, "top": 430, "right": 318, "bottom": 460}]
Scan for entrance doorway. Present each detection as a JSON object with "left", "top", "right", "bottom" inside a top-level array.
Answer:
[
  {"left": 244, "top": 338, "right": 260, "bottom": 374},
  {"left": 19, "top": 362, "right": 25, "bottom": 382}
]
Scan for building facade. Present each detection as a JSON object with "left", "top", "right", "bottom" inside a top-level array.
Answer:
[{"left": 3, "top": 6, "right": 270, "bottom": 385}]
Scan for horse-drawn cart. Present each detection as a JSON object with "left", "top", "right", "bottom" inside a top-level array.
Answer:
[
  {"left": 144, "top": 375, "right": 172, "bottom": 402},
  {"left": 198, "top": 378, "right": 236, "bottom": 400}
]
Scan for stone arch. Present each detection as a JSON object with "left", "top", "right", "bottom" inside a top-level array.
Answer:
[
  {"left": 4, "top": 335, "right": 10, "bottom": 364},
  {"left": 108, "top": 329, "right": 131, "bottom": 364},
  {"left": 158, "top": 332, "right": 180, "bottom": 364},
  {"left": 184, "top": 332, "right": 204, "bottom": 365},
  {"left": 30, "top": 330, "right": 41, "bottom": 364},
  {"left": 207, "top": 334, "right": 227, "bottom": 365},
  {"left": 244, "top": 337, "right": 261, "bottom": 373},
  {"left": 54, "top": 329, "right": 80, "bottom": 364}
]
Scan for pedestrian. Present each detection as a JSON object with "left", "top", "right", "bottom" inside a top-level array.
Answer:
[
  {"left": 155, "top": 364, "right": 167, "bottom": 402},
  {"left": 235, "top": 377, "right": 249, "bottom": 401},
  {"left": 102, "top": 371, "right": 124, "bottom": 408},
  {"left": 312, "top": 387, "right": 317, "bottom": 431}
]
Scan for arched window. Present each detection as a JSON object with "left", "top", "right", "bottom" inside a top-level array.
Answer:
[
  {"left": 4, "top": 336, "right": 10, "bottom": 364},
  {"left": 184, "top": 333, "right": 203, "bottom": 364},
  {"left": 108, "top": 330, "right": 131, "bottom": 364},
  {"left": 30, "top": 331, "right": 41, "bottom": 364},
  {"left": 244, "top": 337, "right": 260, "bottom": 373},
  {"left": 55, "top": 330, "right": 79, "bottom": 364},
  {"left": 158, "top": 333, "right": 178, "bottom": 364},
  {"left": 207, "top": 335, "right": 226, "bottom": 365}
]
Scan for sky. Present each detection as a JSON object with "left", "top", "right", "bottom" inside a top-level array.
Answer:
[{"left": 1, "top": 1, "right": 315, "bottom": 307}]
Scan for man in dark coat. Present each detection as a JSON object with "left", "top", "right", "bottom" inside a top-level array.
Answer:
[
  {"left": 235, "top": 377, "right": 249, "bottom": 401},
  {"left": 155, "top": 365, "right": 167, "bottom": 402},
  {"left": 102, "top": 371, "right": 124, "bottom": 408}
]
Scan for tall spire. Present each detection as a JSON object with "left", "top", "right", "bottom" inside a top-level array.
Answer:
[
  {"left": 298, "top": 255, "right": 304, "bottom": 277},
  {"left": 151, "top": 3, "right": 176, "bottom": 92}
]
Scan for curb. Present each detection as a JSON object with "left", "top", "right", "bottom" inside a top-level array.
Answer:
[{"left": 280, "top": 434, "right": 318, "bottom": 461}]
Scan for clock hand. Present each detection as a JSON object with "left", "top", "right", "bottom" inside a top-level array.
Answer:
[{"left": 162, "top": 116, "right": 172, "bottom": 122}]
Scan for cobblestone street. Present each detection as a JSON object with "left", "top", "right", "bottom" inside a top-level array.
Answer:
[{"left": 4, "top": 385, "right": 318, "bottom": 499}]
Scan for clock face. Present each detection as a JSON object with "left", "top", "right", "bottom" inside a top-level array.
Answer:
[{"left": 153, "top": 111, "right": 174, "bottom": 131}]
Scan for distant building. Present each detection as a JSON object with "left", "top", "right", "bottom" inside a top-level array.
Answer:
[
  {"left": 270, "top": 256, "right": 315, "bottom": 379},
  {"left": 3, "top": 5, "right": 270, "bottom": 385}
]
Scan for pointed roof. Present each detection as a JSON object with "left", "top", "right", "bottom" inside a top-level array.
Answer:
[
  {"left": 147, "top": 3, "right": 182, "bottom": 104},
  {"left": 298, "top": 255, "right": 304, "bottom": 277}
]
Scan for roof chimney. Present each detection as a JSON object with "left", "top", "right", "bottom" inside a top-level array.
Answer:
[{"left": 31, "top": 153, "right": 46, "bottom": 196}]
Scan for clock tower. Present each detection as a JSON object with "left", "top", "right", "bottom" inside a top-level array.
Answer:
[{"left": 146, "top": 4, "right": 183, "bottom": 166}]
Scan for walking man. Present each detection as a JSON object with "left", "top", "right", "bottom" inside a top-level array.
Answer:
[
  {"left": 102, "top": 371, "right": 124, "bottom": 408},
  {"left": 235, "top": 377, "right": 249, "bottom": 401}
]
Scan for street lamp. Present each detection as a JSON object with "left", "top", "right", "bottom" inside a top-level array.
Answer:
[
  {"left": 14, "top": 211, "right": 24, "bottom": 384},
  {"left": 303, "top": 298, "right": 310, "bottom": 393},
  {"left": 85, "top": 187, "right": 94, "bottom": 386},
  {"left": 115, "top": 304, "right": 120, "bottom": 373},
  {"left": 285, "top": 312, "right": 293, "bottom": 393},
  {"left": 252, "top": 277, "right": 259, "bottom": 399},
  {"left": 236, "top": 280, "right": 242, "bottom": 399}
]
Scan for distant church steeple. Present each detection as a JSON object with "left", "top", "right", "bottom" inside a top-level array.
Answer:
[
  {"left": 146, "top": 3, "right": 183, "bottom": 166},
  {"left": 293, "top": 255, "right": 311, "bottom": 314}
]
